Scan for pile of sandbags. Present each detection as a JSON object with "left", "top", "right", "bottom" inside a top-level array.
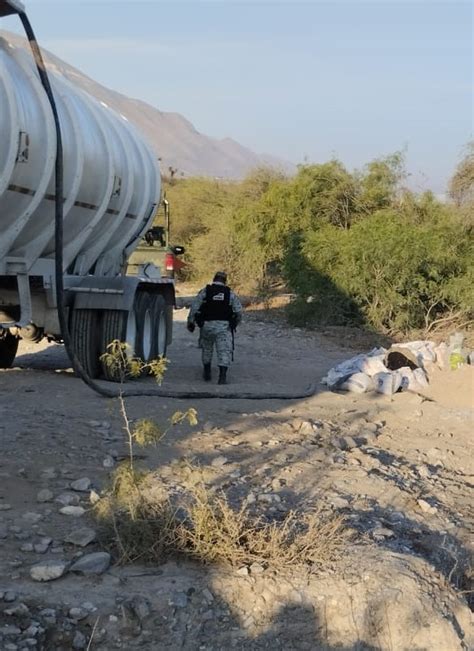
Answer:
[{"left": 322, "top": 338, "right": 464, "bottom": 396}]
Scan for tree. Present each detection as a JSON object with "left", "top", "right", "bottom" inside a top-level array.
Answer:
[
  {"left": 357, "top": 152, "right": 405, "bottom": 213},
  {"left": 449, "top": 142, "right": 474, "bottom": 208}
]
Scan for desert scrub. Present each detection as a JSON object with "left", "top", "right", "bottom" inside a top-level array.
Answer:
[{"left": 96, "top": 477, "right": 350, "bottom": 571}]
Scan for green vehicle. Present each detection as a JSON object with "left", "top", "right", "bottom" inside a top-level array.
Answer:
[{"left": 127, "top": 198, "right": 186, "bottom": 280}]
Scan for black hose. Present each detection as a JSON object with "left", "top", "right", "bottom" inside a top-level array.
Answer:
[{"left": 18, "top": 13, "right": 319, "bottom": 402}]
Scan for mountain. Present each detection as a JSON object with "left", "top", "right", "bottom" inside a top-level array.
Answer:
[{"left": 1, "top": 30, "right": 294, "bottom": 179}]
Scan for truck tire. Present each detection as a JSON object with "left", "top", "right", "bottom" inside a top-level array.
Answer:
[
  {"left": 152, "top": 295, "right": 168, "bottom": 358},
  {"left": 135, "top": 291, "right": 155, "bottom": 363},
  {"left": 69, "top": 308, "right": 102, "bottom": 379},
  {"left": 0, "top": 330, "right": 19, "bottom": 369},
  {"left": 101, "top": 308, "right": 137, "bottom": 381}
]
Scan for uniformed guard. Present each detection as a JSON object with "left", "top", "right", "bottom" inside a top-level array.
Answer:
[{"left": 187, "top": 272, "right": 243, "bottom": 384}]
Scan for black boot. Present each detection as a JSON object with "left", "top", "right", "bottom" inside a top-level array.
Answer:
[
  {"left": 203, "top": 363, "right": 211, "bottom": 381},
  {"left": 218, "top": 366, "right": 228, "bottom": 385}
]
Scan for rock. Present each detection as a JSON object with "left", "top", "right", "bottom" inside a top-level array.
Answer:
[
  {"left": 0, "top": 523, "right": 8, "bottom": 539},
  {"left": 34, "top": 537, "right": 53, "bottom": 554},
  {"left": 0, "top": 503, "right": 12, "bottom": 510},
  {"left": 89, "top": 490, "right": 101, "bottom": 505},
  {"left": 30, "top": 560, "right": 68, "bottom": 582},
  {"left": 60, "top": 506, "right": 85, "bottom": 517},
  {"left": 22, "top": 512, "right": 43, "bottom": 524},
  {"left": 417, "top": 499, "right": 438, "bottom": 515},
  {"left": 14, "top": 530, "right": 29, "bottom": 541},
  {"left": 72, "top": 630, "right": 87, "bottom": 650},
  {"left": 81, "top": 602, "right": 98, "bottom": 613},
  {"left": 40, "top": 467, "right": 57, "bottom": 480},
  {"left": 202, "top": 588, "right": 214, "bottom": 603},
  {"left": 36, "top": 489, "right": 54, "bottom": 503},
  {"left": 372, "top": 527, "right": 395, "bottom": 540},
  {"left": 70, "top": 478, "right": 91, "bottom": 492},
  {"left": 70, "top": 552, "right": 111, "bottom": 575},
  {"left": 236, "top": 566, "right": 249, "bottom": 576},
  {"left": 4, "top": 603, "right": 30, "bottom": 616},
  {"left": 64, "top": 527, "right": 97, "bottom": 547},
  {"left": 354, "top": 433, "right": 376, "bottom": 446},
  {"left": 4, "top": 591, "right": 17, "bottom": 602},
  {"left": 249, "top": 562, "right": 264, "bottom": 574},
  {"left": 271, "top": 478, "right": 285, "bottom": 491},
  {"left": 56, "top": 493, "right": 80, "bottom": 506},
  {"left": 334, "top": 436, "right": 357, "bottom": 451},
  {"left": 39, "top": 608, "right": 57, "bottom": 624},
  {"left": 2, "top": 625, "right": 21, "bottom": 636},
  {"left": 329, "top": 496, "right": 350, "bottom": 509},
  {"left": 211, "top": 456, "right": 228, "bottom": 468},
  {"left": 24, "top": 624, "right": 41, "bottom": 637},
  {"left": 20, "top": 542, "right": 34, "bottom": 552},
  {"left": 128, "top": 596, "right": 151, "bottom": 621},
  {"left": 299, "top": 420, "right": 315, "bottom": 435},
  {"left": 102, "top": 456, "right": 115, "bottom": 469},
  {"left": 416, "top": 465, "right": 432, "bottom": 479},
  {"left": 168, "top": 591, "right": 188, "bottom": 608},
  {"left": 69, "top": 607, "right": 87, "bottom": 620}
]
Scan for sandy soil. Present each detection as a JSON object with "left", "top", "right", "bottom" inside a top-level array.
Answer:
[{"left": 0, "top": 298, "right": 472, "bottom": 650}]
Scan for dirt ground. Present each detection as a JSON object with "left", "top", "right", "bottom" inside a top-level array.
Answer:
[{"left": 0, "top": 293, "right": 472, "bottom": 650}]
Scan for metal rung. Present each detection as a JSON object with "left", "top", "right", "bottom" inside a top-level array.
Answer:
[{"left": 69, "top": 287, "right": 124, "bottom": 295}]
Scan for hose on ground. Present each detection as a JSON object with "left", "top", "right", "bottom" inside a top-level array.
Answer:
[{"left": 19, "top": 12, "right": 319, "bottom": 401}]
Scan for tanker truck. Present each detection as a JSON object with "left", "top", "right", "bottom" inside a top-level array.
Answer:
[{"left": 0, "top": 0, "right": 182, "bottom": 380}]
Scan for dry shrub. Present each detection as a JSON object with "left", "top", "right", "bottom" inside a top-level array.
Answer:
[
  {"left": 95, "top": 467, "right": 177, "bottom": 564},
  {"left": 95, "top": 476, "right": 350, "bottom": 571},
  {"left": 175, "top": 487, "right": 349, "bottom": 570}
]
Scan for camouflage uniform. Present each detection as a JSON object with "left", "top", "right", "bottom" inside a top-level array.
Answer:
[{"left": 188, "top": 284, "right": 243, "bottom": 366}]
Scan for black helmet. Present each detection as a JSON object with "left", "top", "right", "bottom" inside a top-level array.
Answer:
[{"left": 213, "top": 271, "right": 227, "bottom": 284}]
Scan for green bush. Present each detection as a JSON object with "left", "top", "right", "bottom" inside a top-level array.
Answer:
[
  {"left": 284, "top": 209, "right": 473, "bottom": 333},
  {"left": 158, "top": 151, "right": 472, "bottom": 335}
]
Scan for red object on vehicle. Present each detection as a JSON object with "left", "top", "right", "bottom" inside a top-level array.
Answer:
[
  {"left": 164, "top": 251, "right": 186, "bottom": 278},
  {"left": 165, "top": 252, "right": 175, "bottom": 273}
]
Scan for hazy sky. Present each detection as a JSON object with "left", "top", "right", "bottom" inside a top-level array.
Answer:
[{"left": 2, "top": 0, "right": 472, "bottom": 193}]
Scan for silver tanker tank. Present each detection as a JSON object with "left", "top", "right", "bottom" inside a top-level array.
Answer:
[
  {"left": 0, "top": 28, "right": 175, "bottom": 377},
  {"left": 0, "top": 34, "right": 160, "bottom": 276}
]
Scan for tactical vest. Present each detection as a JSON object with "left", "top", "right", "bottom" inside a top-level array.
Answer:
[{"left": 198, "top": 284, "right": 233, "bottom": 322}]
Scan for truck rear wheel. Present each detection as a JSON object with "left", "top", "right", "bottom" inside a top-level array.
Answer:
[
  {"left": 101, "top": 309, "right": 137, "bottom": 381},
  {"left": 135, "top": 291, "right": 155, "bottom": 363},
  {"left": 0, "top": 330, "right": 19, "bottom": 369},
  {"left": 69, "top": 309, "right": 102, "bottom": 378},
  {"left": 152, "top": 295, "right": 168, "bottom": 358}
]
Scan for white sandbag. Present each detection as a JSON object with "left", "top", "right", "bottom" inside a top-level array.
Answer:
[
  {"left": 340, "top": 372, "right": 373, "bottom": 393},
  {"left": 322, "top": 348, "right": 387, "bottom": 387},
  {"left": 391, "top": 369, "right": 403, "bottom": 393},
  {"left": 358, "top": 356, "right": 387, "bottom": 376},
  {"left": 399, "top": 367, "right": 415, "bottom": 391},
  {"left": 374, "top": 372, "right": 397, "bottom": 396}
]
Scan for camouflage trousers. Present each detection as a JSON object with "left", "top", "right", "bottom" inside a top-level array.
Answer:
[{"left": 199, "top": 321, "right": 233, "bottom": 367}]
